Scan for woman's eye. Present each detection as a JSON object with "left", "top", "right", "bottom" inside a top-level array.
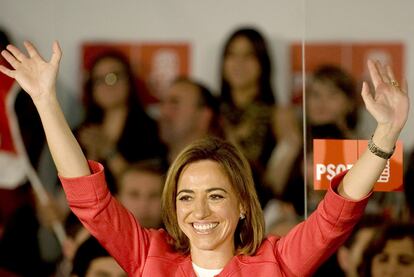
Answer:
[
  {"left": 209, "top": 194, "right": 224, "bottom": 200},
  {"left": 178, "top": 195, "right": 192, "bottom": 201}
]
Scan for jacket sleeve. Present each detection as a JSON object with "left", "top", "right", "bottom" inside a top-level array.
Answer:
[
  {"left": 275, "top": 170, "right": 371, "bottom": 276},
  {"left": 59, "top": 161, "right": 151, "bottom": 275}
]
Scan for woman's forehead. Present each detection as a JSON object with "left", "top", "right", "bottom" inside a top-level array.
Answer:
[{"left": 176, "top": 160, "right": 234, "bottom": 191}]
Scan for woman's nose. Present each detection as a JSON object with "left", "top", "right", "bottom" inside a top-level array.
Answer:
[{"left": 193, "top": 198, "right": 210, "bottom": 219}]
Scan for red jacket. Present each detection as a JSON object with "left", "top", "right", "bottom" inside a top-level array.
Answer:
[{"left": 60, "top": 161, "right": 370, "bottom": 277}]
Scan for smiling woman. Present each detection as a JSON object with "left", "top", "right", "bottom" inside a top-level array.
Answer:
[
  {"left": 0, "top": 41, "right": 409, "bottom": 277},
  {"left": 176, "top": 161, "right": 244, "bottom": 268},
  {"left": 162, "top": 138, "right": 263, "bottom": 261}
]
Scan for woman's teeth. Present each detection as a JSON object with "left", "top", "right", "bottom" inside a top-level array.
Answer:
[{"left": 192, "top": 223, "right": 218, "bottom": 233}]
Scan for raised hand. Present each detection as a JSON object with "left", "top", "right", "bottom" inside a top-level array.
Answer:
[
  {"left": 0, "top": 41, "right": 61, "bottom": 102},
  {"left": 2, "top": 41, "right": 89, "bottom": 178},
  {"left": 339, "top": 60, "right": 410, "bottom": 200},
  {"left": 362, "top": 59, "right": 409, "bottom": 136}
]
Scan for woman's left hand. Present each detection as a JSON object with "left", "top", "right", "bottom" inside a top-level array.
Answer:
[{"left": 362, "top": 59, "right": 409, "bottom": 137}]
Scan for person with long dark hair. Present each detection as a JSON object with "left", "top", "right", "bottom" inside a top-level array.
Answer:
[
  {"left": 77, "top": 51, "right": 165, "bottom": 181},
  {"left": 219, "top": 27, "right": 276, "bottom": 169}
]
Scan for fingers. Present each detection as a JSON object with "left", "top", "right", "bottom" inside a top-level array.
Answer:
[
  {"left": 23, "top": 41, "right": 41, "bottom": 59},
  {"left": 0, "top": 41, "right": 61, "bottom": 79},
  {"left": 367, "top": 59, "right": 383, "bottom": 88},
  {"left": 1, "top": 49, "right": 21, "bottom": 69},
  {"left": 386, "top": 65, "right": 396, "bottom": 81},
  {"left": 361, "top": 81, "right": 374, "bottom": 110},
  {"left": 368, "top": 59, "right": 404, "bottom": 91},
  {"left": 0, "top": 64, "right": 15, "bottom": 78},
  {"left": 386, "top": 65, "right": 407, "bottom": 94},
  {"left": 6, "top": 44, "right": 27, "bottom": 62},
  {"left": 50, "top": 41, "right": 62, "bottom": 66},
  {"left": 24, "top": 40, "right": 61, "bottom": 65},
  {"left": 377, "top": 60, "right": 392, "bottom": 84}
]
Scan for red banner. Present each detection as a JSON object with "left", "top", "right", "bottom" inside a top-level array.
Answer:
[
  {"left": 313, "top": 139, "right": 403, "bottom": 191},
  {"left": 290, "top": 42, "right": 404, "bottom": 104}
]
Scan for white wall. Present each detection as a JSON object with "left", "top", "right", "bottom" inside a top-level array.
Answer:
[{"left": 1, "top": 0, "right": 413, "bottom": 151}]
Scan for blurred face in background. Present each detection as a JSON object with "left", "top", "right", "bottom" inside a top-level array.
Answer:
[
  {"left": 159, "top": 81, "right": 204, "bottom": 144},
  {"left": 307, "top": 79, "right": 352, "bottom": 127},
  {"left": 118, "top": 170, "right": 163, "bottom": 228},
  {"left": 371, "top": 237, "right": 414, "bottom": 277},
  {"left": 91, "top": 57, "right": 129, "bottom": 110},
  {"left": 224, "top": 36, "right": 261, "bottom": 92}
]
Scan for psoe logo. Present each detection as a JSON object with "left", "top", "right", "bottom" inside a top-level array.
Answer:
[
  {"left": 315, "top": 163, "right": 353, "bottom": 181},
  {"left": 315, "top": 160, "right": 390, "bottom": 182}
]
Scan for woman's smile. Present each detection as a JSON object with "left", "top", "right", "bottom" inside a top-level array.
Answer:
[{"left": 192, "top": 222, "right": 219, "bottom": 234}]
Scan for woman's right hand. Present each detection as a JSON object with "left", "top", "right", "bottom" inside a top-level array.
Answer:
[
  {"left": 0, "top": 41, "right": 61, "bottom": 102},
  {"left": 3, "top": 41, "right": 89, "bottom": 177}
]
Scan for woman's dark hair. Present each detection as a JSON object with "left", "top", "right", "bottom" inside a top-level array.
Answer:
[
  {"left": 220, "top": 27, "right": 275, "bottom": 106},
  {"left": 83, "top": 51, "right": 144, "bottom": 124},
  {"left": 311, "top": 64, "right": 358, "bottom": 130},
  {"left": 358, "top": 222, "right": 414, "bottom": 277}
]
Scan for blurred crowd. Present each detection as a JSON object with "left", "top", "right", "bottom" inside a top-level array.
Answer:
[{"left": 0, "top": 25, "right": 413, "bottom": 277}]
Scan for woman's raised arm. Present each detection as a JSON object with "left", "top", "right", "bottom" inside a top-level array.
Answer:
[
  {"left": 338, "top": 59, "right": 410, "bottom": 200},
  {"left": 0, "top": 41, "right": 90, "bottom": 177}
]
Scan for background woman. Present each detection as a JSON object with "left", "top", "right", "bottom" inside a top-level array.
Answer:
[
  {"left": 220, "top": 27, "right": 303, "bottom": 209},
  {"left": 219, "top": 27, "right": 276, "bottom": 169},
  {"left": 77, "top": 51, "right": 165, "bottom": 181},
  {"left": 307, "top": 64, "right": 359, "bottom": 139}
]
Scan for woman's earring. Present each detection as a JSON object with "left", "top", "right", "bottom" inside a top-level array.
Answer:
[{"left": 240, "top": 213, "right": 245, "bottom": 220}]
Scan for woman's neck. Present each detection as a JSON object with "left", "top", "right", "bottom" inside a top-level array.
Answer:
[
  {"left": 190, "top": 247, "right": 235, "bottom": 269},
  {"left": 230, "top": 85, "right": 259, "bottom": 109}
]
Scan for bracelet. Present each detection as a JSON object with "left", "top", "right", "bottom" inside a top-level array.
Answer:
[{"left": 368, "top": 136, "right": 395, "bottom": 160}]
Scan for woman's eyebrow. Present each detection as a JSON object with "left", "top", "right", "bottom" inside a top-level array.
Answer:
[
  {"left": 206, "top": 188, "right": 228, "bottom": 194},
  {"left": 177, "top": 189, "right": 194, "bottom": 196},
  {"left": 177, "top": 187, "right": 228, "bottom": 196}
]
